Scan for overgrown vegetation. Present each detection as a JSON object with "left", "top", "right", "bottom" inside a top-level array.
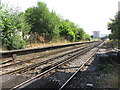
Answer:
[
  {"left": 108, "top": 11, "right": 120, "bottom": 48},
  {"left": 0, "top": 5, "right": 30, "bottom": 50},
  {"left": 1, "top": 2, "right": 91, "bottom": 50},
  {"left": 98, "top": 57, "right": 119, "bottom": 88},
  {"left": 97, "top": 41, "right": 119, "bottom": 88}
]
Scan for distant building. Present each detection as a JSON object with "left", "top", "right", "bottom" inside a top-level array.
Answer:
[{"left": 93, "top": 31, "right": 100, "bottom": 39}]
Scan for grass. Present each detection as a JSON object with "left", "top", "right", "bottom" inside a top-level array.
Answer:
[
  {"left": 98, "top": 72, "right": 118, "bottom": 88},
  {"left": 97, "top": 40, "right": 119, "bottom": 88}
]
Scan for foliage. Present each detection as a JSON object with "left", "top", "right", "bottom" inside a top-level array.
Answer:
[
  {"left": 1, "top": 2, "right": 91, "bottom": 50},
  {"left": 108, "top": 11, "right": 120, "bottom": 48},
  {"left": 25, "top": 2, "right": 60, "bottom": 36},
  {"left": 59, "top": 19, "right": 75, "bottom": 41},
  {"left": 98, "top": 55, "right": 119, "bottom": 88},
  {"left": 0, "top": 5, "right": 30, "bottom": 50},
  {"left": 90, "top": 35, "right": 94, "bottom": 39},
  {"left": 25, "top": 2, "right": 90, "bottom": 42},
  {"left": 59, "top": 19, "right": 89, "bottom": 42},
  {"left": 108, "top": 12, "right": 120, "bottom": 40}
]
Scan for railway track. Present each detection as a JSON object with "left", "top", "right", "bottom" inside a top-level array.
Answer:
[
  {"left": 58, "top": 47, "right": 100, "bottom": 89},
  {"left": 1, "top": 41, "right": 97, "bottom": 75},
  {"left": 0, "top": 45, "right": 84, "bottom": 66},
  {"left": 1, "top": 44, "right": 87, "bottom": 68},
  {"left": 1, "top": 41, "right": 97, "bottom": 66},
  {"left": 7, "top": 41, "right": 104, "bottom": 89}
]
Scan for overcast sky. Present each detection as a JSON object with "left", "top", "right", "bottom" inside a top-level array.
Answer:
[{"left": 1, "top": 0, "right": 119, "bottom": 36}]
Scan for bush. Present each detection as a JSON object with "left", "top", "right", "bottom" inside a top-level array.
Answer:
[
  {"left": 9, "top": 35, "right": 27, "bottom": 49},
  {"left": 1, "top": 4, "right": 30, "bottom": 50}
]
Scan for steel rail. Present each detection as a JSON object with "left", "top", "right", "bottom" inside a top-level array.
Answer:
[
  {"left": 10, "top": 41, "right": 103, "bottom": 90},
  {"left": 59, "top": 52, "right": 96, "bottom": 90}
]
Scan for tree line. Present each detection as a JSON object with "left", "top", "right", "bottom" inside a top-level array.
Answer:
[{"left": 0, "top": 2, "right": 90, "bottom": 50}]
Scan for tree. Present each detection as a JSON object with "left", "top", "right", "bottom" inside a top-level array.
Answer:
[
  {"left": 90, "top": 35, "right": 94, "bottom": 39},
  {"left": 108, "top": 34, "right": 113, "bottom": 40},
  {"left": 59, "top": 19, "right": 89, "bottom": 42},
  {"left": 0, "top": 5, "right": 30, "bottom": 50},
  {"left": 59, "top": 19, "right": 75, "bottom": 42},
  {"left": 108, "top": 12, "right": 120, "bottom": 40},
  {"left": 108, "top": 11, "right": 120, "bottom": 48},
  {"left": 25, "top": 2, "right": 60, "bottom": 35},
  {"left": 25, "top": 2, "right": 61, "bottom": 42}
]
